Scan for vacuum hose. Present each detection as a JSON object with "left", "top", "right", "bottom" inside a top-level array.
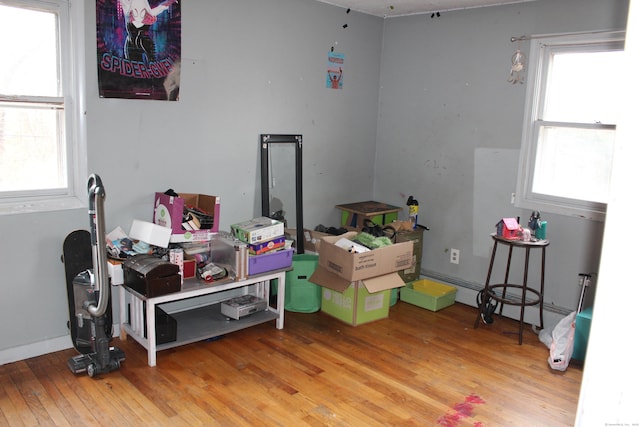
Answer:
[{"left": 86, "top": 174, "right": 110, "bottom": 318}]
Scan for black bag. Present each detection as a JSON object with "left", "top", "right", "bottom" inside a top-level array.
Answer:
[{"left": 476, "top": 290, "right": 497, "bottom": 324}]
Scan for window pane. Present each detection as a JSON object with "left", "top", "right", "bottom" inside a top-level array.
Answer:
[
  {"left": 532, "top": 125, "right": 614, "bottom": 203},
  {"left": 544, "top": 51, "right": 623, "bottom": 124},
  {"left": 0, "top": 105, "right": 66, "bottom": 191},
  {"left": 0, "top": 5, "right": 59, "bottom": 97}
]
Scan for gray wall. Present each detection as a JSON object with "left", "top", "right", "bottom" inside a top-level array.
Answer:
[
  {"left": 0, "top": 0, "right": 628, "bottom": 361},
  {"left": 375, "top": 0, "right": 629, "bottom": 319},
  {"left": 0, "top": 0, "right": 384, "bottom": 358}
]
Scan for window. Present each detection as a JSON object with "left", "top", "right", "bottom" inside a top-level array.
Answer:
[
  {"left": 0, "top": 0, "right": 86, "bottom": 214},
  {"left": 515, "top": 32, "right": 625, "bottom": 221}
]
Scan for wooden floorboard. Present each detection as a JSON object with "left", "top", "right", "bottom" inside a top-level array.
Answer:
[{"left": 0, "top": 301, "right": 582, "bottom": 426}]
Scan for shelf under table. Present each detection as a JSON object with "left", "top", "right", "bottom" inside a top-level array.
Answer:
[
  {"left": 157, "top": 303, "right": 279, "bottom": 351},
  {"left": 119, "top": 269, "right": 286, "bottom": 366}
]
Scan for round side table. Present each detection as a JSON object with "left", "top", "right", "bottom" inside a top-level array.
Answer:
[{"left": 474, "top": 233, "right": 549, "bottom": 344}]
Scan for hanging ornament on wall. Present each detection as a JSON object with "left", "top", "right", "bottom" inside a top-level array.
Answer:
[{"left": 508, "top": 40, "right": 526, "bottom": 84}]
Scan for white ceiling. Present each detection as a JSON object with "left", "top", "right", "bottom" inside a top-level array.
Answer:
[{"left": 315, "top": 0, "right": 537, "bottom": 17}]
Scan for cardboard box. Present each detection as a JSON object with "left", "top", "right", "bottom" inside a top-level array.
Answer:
[
  {"left": 248, "top": 236, "right": 286, "bottom": 255},
  {"left": 310, "top": 266, "right": 405, "bottom": 326},
  {"left": 231, "top": 217, "right": 284, "bottom": 244},
  {"left": 153, "top": 192, "right": 221, "bottom": 242},
  {"left": 318, "top": 231, "right": 413, "bottom": 282},
  {"left": 395, "top": 228, "right": 424, "bottom": 283},
  {"left": 285, "top": 228, "right": 331, "bottom": 253}
]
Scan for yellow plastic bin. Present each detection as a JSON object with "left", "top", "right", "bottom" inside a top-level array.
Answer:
[
  {"left": 285, "top": 254, "right": 321, "bottom": 313},
  {"left": 400, "top": 279, "right": 457, "bottom": 311}
]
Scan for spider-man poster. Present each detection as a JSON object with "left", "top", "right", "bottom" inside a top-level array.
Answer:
[{"left": 97, "top": 0, "right": 181, "bottom": 100}]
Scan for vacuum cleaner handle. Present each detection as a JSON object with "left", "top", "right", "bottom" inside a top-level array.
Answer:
[{"left": 86, "top": 174, "right": 110, "bottom": 318}]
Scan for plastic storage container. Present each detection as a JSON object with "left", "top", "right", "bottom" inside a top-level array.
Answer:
[
  {"left": 248, "top": 248, "right": 294, "bottom": 276},
  {"left": 285, "top": 254, "right": 321, "bottom": 312},
  {"left": 390, "top": 287, "right": 399, "bottom": 306},
  {"left": 573, "top": 307, "right": 593, "bottom": 361},
  {"left": 400, "top": 279, "right": 457, "bottom": 311}
]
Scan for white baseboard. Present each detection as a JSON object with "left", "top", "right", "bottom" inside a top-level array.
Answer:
[
  {"left": 2, "top": 281, "right": 566, "bottom": 365},
  {"left": 0, "top": 335, "right": 72, "bottom": 366},
  {"left": 0, "top": 324, "right": 122, "bottom": 366}
]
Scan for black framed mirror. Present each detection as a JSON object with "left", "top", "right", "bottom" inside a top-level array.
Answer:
[{"left": 260, "top": 134, "right": 304, "bottom": 254}]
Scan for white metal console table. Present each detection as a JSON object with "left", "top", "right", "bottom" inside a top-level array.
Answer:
[{"left": 119, "top": 270, "right": 286, "bottom": 367}]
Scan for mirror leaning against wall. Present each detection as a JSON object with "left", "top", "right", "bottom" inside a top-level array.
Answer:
[{"left": 260, "top": 134, "right": 304, "bottom": 254}]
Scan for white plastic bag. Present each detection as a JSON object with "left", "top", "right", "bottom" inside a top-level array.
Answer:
[{"left": 547, "top": 311, "right": 576, "bottom": 371}]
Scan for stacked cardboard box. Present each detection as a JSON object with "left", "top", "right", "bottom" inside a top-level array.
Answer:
[
  {"left": 285, "top": 228, "right": 331, "bottom": 253},
  {"left": 395, "top": 228, "right": 424, "bottom": 283},
  {"left": 309, "top": 231, "right": 413, "bottom": 326},
  {"left": 230, "top": 217, "right": 292, "bottom": 276}
]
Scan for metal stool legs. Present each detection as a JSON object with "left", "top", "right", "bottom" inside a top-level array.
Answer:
[{"left": 475, "top": 235, "right": 547, "bottom": 344}]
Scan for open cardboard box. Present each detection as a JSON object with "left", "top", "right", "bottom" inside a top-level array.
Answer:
[
  {"left": 317, "top": 231, "right": 413, "bottom": 282},
  {"left": 309, "top": 231, "right": 413, "bottom": 325},
  {"left": 285, "top": 228, "right": 331, "bottom": 253},
  {"left": 310, "top": 266, "right": 405, "bottom": 326},
  {"left": 153, "top": 192, "right": 221, "bottom": 243}
]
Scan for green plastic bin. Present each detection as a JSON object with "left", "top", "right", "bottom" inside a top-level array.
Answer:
[
  {"left": 285, "top": 254, "right": 321, "bottom": 313},
  {"left": 390, "top": 287, "right": 399, "bottom": 306},
  {"left": 573, "top": 307, "right": 593, "bottom": 361}
]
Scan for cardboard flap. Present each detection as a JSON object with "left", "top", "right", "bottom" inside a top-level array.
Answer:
[
  {"left": 309, "top": 266, "right": 352, "bottom": 292},
  {"left": 320, "top": 231, "right": 358, "bottom": 244},
  {"left": 362, "top": 272, "right": 406, "bottom": 293},
  {"left": 318, "top": 231, "right": 414, "bottom": 282},
  {"left": 309, "top": 266, "right": 405, "bottom": 294}
]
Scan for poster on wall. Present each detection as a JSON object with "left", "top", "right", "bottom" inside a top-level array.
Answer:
[
  {"left": 327, "top": 51, "right": 344, "bottom": 90},
  {"left": 96, "top": 0, "right": 181, "bottom": 101}
]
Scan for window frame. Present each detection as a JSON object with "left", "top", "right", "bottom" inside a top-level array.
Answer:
[
  {"left": 515, "top": 31, "right": 625, "bottom": 222},
  {"left": 0, "top": 0, "right": 86, "bottom": 215}
]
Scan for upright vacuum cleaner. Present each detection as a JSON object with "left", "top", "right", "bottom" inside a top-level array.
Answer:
[{"left": 63, "top": 174, "right": 125, "bottom": 377}]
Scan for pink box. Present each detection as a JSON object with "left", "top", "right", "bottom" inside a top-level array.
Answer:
[
  {"left": 247, "top": 248, "right": 294, "bottom": 276},
  {"left": 153, "top": 193, "right": 220, "bottom": 241}
]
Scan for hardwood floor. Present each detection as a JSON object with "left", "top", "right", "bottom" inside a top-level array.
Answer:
[{"left": 1, "top": 301, "right": 582, "bottom": 426}]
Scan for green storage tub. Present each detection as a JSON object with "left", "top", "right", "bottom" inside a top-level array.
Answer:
[
  {"left": 573, "top": 307, "right": 593, "bottom": 361},
  {"left": 285, "top": 254, "right": 321, "bottom": 313},
  {"left": 400, "top": 279, "right": 457, "bottom": 311},
  {"left": 390, "top": 287, "right": 399, "bottom": 306}
]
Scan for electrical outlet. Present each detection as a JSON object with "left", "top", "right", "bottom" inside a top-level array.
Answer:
[{"left": 450, "top": 248, "right": 460, "bottom": 264}]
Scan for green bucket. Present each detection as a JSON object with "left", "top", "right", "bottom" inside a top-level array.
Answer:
[
  {"left": 285, "top": 254, "right": 321, "bottom": 313},
  {"left": 390, "top": 287, "right": 399, "bottom": 306}
]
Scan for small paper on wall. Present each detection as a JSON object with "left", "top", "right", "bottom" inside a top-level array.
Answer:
[{"left": 327, "top": 51, "right": 344, "bottom": 89}]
